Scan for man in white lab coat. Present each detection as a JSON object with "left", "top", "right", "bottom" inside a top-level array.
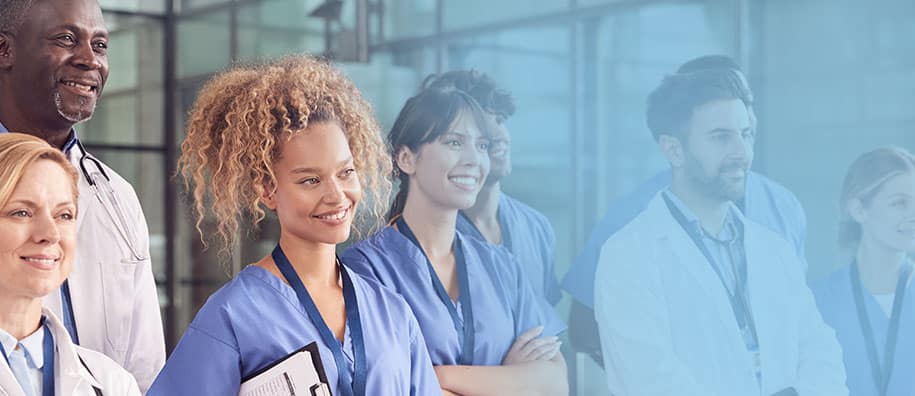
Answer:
[
  {"left": 594, "top": 69, "right": 847, "bottom": 395},
  {"left": 0, "top": 0, "right": 165, "bottom": 392}
]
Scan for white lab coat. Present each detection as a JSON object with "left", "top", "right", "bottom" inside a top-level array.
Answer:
[
  {"left": 0, "top": 308, "right": 141, "bottom": 396},
  {"left": 594, "top": 192, "right": 847, "bottom": 396},
  {"left": 42, "top": 145, "right": 165, "bottom": 393}
]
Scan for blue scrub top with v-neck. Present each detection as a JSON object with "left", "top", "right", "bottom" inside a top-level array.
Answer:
[
  {"left": 342, "top": 227, "right": 566, "bottom": 366},
  {"left": 148, "top": 265, "right": 441, "bottom": 396},
  {"left": 811, "top": 264, "right": 915, "bottom": 396}
]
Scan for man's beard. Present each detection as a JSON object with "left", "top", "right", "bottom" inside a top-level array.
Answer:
[
  {"left": 54, "top": 92, "right": 94, "bottom": 123},
  {"left": 684, "top": 153, "right": 748, "bottom": 203}
]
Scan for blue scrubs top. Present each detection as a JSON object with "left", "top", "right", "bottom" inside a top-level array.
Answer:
[
  {"left": 811, "top": 265, "right": 915, "bottom": 396},
  {"left": 562, "top": 169, "right": 808, "bottom": 308},
  {"left": 457, "top": 193, "right": 562, "bottom": 305},
  {"left": 342, "top": 227, "right": 566, "bottom": 366},
  {"left": 147, "top": 265, "right": 441, "bottom": 396}
]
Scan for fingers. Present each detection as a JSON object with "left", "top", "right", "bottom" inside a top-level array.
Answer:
[
  {"left": 514, "top": 326, "right": 545, "bottom": 346},
  {"left": 516, "top": 335, "right": 559, "bottom": 358},
  {"left": 528, "top": 340, "right": 562, "bottom": 361}
]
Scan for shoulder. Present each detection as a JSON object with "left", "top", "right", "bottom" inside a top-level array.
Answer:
[
  {"left": 75, "top": 149, "right": 144, "bottom": 209},
  {"left": 809, "top": 265, "right": 851, "bottom": 298},
  {"left": 748, "top": 172, "right": 805, "bottom": 215},
  {"left": 344, "top": 227, "right": 401, "bottom": 258},
  {"left": 348, "top": 269, "right": 415, "bottom": 318},
  {"left": 501, "top": 194, "right": 553, "bottom": 233},
  {"left": 186, "top": 267, "right": 288, "bottom": 345},
  {"left": 459, "top": 231, "right": 520, "bottom": 284}
]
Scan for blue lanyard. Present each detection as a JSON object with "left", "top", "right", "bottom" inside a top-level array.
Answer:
[
  {"left": 0, "top": 321, "right": 56, "bottom": 396},
  {"left": 271, "top": 245, "right": 366, "bottom": 396},
  {"left": 395, "top": 217, "right": 476, "bottom": 365},
  {"left": 61, "top": 280, "right": 80, "bottom": 345},
  {"left": 662, "top": 194, "right": 759, "bottom": 348},
  {"left": 850, "top": 260, "right": 911, "bottom": 396}
]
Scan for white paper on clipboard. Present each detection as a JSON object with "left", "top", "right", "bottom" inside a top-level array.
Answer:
[{"left": 239, "top": 342, "right": 333, "bottom": 396}]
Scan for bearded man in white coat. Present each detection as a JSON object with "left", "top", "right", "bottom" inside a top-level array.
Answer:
[{"left": 594, "top": 69, "right": 847, "bottom": 396}]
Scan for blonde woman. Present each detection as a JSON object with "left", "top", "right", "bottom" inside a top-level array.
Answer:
[
  {"left": 147, "top": 56, "right": 440, "bottom": 396},
  {"left": 0, "top": 133, "right": 139, "bottom": 395},
  {"left": 812, "top": 147, "right": 915, "bottom": 396}
]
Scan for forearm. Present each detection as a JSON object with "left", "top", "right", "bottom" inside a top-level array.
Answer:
[{"left": 435, "top": 355, "right": 568, "bottom": 396}]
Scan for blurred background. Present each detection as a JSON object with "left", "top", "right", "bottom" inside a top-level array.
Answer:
[{"left": 83, "top": 0, "right": 915, "bottom": 393}]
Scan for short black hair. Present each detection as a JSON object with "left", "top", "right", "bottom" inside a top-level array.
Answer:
[
  {"left": 422, "top": 70, "right": 516, "bottom": 121},
  {"left": 0, "top": 0, "right": 37, "bottom": 33},
  {"left": 677, "top": 55, "right": 742, "bottom": 74},
  {"left": 646, "top": 69, "right": 751, "bottom": 141}
]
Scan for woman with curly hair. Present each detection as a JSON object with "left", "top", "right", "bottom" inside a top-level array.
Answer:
[{"left": 147, "top": 55, "right": 441, "bottom": 396}]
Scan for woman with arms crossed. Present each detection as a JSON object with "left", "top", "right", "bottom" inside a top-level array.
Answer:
[{"left": 343, "top": 87, "right": 568, "bottom": 396}]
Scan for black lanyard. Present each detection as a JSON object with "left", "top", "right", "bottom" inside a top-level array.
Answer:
[
  {"left": 0, "top": 320, "right": 55, "bottom": 396},
  {"left": 272, "top": 245, "right": 366, "bottom": 396},
  {"left": 662, "top": 194, "right": 759, "bottom": 347},
  {"left": 850, "top": 260, "right": 910, "bottom": 396},
  {"left": 395, "top": 217, "right": 476, "bottom": 365}
]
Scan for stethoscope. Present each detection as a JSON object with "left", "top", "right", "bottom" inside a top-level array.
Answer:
[
  {"left": 74, "top": 139, "right": 148, "bottom": 262},
  {"left": 61, "top": 139, "right": 150, "bottom": 346}
]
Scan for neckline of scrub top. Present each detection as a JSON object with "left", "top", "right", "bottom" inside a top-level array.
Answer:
[
  {"left": 458, "top": 194, "right": 513, "bottom": 252},
  {"left": 0, "top": 317, "right": 55, "bottom": 396},
  {"left": 271, "top": 245, "right": 366, "bottom": 396},
  {"left": 394, "top": 216, "right": 476, "bottom": 365},
  {"left": 851, "top": 260, "right": 912, "bottom": 396}
]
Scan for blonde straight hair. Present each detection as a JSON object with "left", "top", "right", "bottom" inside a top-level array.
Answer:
[{"left": 0, "top": 132, "right": 79, "bottom": 208}]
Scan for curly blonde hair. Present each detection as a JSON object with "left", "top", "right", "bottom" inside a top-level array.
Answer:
[{"left": 178, "top": 55, "right": 392, "bottom": 255}]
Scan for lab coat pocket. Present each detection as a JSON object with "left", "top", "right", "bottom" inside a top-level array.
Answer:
[{"left": 101, "top": 258, "right": 141, "bottom": 353}]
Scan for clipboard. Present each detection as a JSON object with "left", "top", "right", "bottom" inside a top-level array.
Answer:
[{"left": 239, "top": 342, "right": 333, "bottom": 396}]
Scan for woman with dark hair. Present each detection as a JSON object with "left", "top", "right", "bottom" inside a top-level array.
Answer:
[
  {"left": 812, "top": 147, "right": 915, "bottom": 396},
  {"left": 342, "top": 88, "right": 568, "bottom": 395}
]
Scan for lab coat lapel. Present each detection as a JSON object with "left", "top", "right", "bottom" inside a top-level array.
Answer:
[
  {"left": 644, "top": 194, "right": 745, "bottom": 338},
  {"left": 43, "top": 309, "right": 105, "bottom": 394},
  {"left": 742, "top": 215, "right": 796, "bottom": 393},
  {"left": 0, "top": 363, "right": 26, "bottom": 396}
]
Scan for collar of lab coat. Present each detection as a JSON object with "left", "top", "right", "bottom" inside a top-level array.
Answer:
[
  {"left": 0, "top": 308, "right": 105, "bottom": 396},
  {"left": 640, "top": 190, "right": 764, "bottom": 328}
]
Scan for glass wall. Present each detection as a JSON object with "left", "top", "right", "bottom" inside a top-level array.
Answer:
[{"left": 84, "top": 0, "right": 915, "bottom": 394}]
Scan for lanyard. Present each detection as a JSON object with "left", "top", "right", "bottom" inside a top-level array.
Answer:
[
  {"left": 0, "top": 321, "right": 56, "bottom": 396},
  {"left": 61, "top": 280, "right": 80, "bottom": 345},
  {"left": 850, "top": 260, "right": 910, "bottom": 396},
  {"left": 395, "top": 217, "right": 476, "bottom": 365},
  {"left": 662, "top": 194, "right": 759, "bottom": 348},
  {"left": 271, "top": 245, "right": 366, "bottom": 396}
]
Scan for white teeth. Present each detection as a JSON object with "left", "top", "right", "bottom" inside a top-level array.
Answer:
[
  {"left": 449, "top": 176, "right": 477, "bottom": 186},
  {"left": 63, "top": 81, "right": 93, "bottom": 92},
  {"left": 24, "top": 257, "right": 57, "bottom": 265},
  {"left": 317, "top": 208, "right": 347, "bottom": 221}
]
